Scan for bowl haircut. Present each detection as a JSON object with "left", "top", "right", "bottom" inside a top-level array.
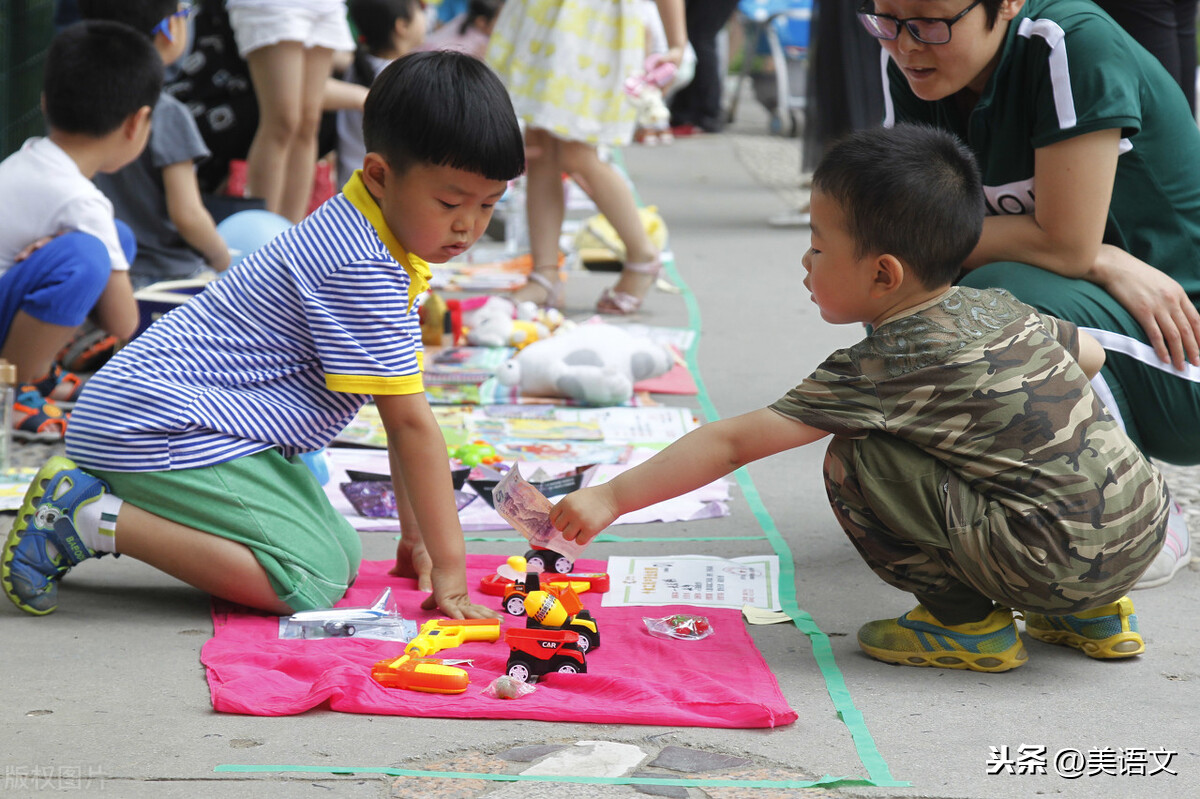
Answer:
[
  {"left": 363, "top": 50, "right": 525, "bottom": 183},
  {"left": 812, "top": 124, "right": 985, "bottom": 289},
  {"left": 42, "top": 20, "right": 163, "bottom": 137}
]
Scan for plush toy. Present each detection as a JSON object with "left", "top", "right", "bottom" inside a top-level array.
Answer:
[
  {"left": 465, "top": 296, "right": 563, "bottom": 350},
  {"left": 496, "top": 323, "right": 673, "bottom": 406}
]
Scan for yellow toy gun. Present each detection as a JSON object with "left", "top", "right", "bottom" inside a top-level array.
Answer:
[
  {"left": 371, "top": 618, "right": 502, "bottom": 694},
  {"left": 403, "top": 618, "right": 502, "bottom": 658}
]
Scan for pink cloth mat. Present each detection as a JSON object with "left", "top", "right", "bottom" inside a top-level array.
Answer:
[{"left": 203, "top": 555, "right": 797, "bottom": 728}]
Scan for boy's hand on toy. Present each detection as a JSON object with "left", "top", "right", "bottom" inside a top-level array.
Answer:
[
  {"left": 390, "top": 537, "right": 433, "bottom": 592},
  {"left": 420, "top": 566, "right": 502, "bottom": 620},
  {"left": 549, "top": 485, "right": 619, "bottom": 546}
]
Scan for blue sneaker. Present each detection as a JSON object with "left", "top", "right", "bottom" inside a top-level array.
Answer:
[
  {"left": 2, "top": 457, "right": 109, "bottom": 615},
  {"left": 857, "top": 605, "right": 1028, "bottom": 672}
]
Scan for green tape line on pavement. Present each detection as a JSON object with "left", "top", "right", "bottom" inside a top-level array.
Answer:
[
  {"left": 663, "top": 255, "right": 906, "bottom": 789},
  {"left": 215, "top": 763, "right": 884, "bottom": 788}
]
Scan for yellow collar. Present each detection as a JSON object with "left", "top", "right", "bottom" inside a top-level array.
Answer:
[{"left": 343, "top": 170, "right": 432, "bottom": 312}]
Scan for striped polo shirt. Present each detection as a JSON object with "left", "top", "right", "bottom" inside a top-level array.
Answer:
[{"left": 65, "top": 172, "right": 431, "bottom": 472}]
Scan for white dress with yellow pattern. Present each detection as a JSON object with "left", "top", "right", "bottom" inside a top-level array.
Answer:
[{"left": 486, "top": 0, "right": 646, "bottom": 146}]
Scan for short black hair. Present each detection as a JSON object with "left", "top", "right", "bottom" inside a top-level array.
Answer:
[
  {"left": 43, "top": 21, "right": 164, "bottom": 137},
  {"left": 981, "top": 0, "right": 1004, "bottom": 28},
  {"left": 812, "top": 124, "right": 984, "bottom": 288},
  {"left": 362, "top": 50, "right": 525, "bottom": 182},
  {"left": 77, "top": 0, "right": 178, "bottom": 38},
  {"left": 462, "top": 0, "right": 504, "bottom": 34},
  {"left": 348, "top": 0, "right": 424, "bottom": 53}
]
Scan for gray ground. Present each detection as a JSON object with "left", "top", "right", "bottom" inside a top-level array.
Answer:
[{"left": 3, "top": 97, "right": 1198, "bottom": 798}]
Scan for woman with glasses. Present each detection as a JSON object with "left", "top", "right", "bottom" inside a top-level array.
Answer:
[{"left": 859, "top": 0, "right": 1199, "bottom": 588}]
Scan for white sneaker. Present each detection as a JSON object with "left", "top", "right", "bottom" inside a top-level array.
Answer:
[{"left": 1134, "top": 500, "right": 1193, "bottom": 589}]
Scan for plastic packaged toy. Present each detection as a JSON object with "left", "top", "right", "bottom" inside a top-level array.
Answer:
[
  {"left": 643, "top": 613, "right": 713, "bottom": 641},
  {"left": 491, "top": 462, "right": 588, "bottom": 562},
  {"left": 483, "top": 674, "right": 538, "bottom": 700},
  {"left": 280, "top": 588, "right": 419, "bottom": 641}
]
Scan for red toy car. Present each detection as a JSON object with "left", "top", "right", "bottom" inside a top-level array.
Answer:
[{"left": 504, "top": 628, "right": 587, "bottom": 683}]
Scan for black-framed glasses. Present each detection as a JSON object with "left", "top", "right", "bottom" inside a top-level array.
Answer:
[
  {"left": 151, "top": 1, "right": 195, "bottom": 42},
  {"left": 857, "top": 0, "right": 984, "bottom": 45}
]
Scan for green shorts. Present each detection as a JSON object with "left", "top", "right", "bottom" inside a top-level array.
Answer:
[
  {"left": 92, "top": 449, "right": 362, "bottom": 612},
  {"left": 962, "top": 262, "right": 1200, "bottom": 464}
]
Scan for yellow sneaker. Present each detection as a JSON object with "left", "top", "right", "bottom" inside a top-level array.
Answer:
[
  {"left": 1023, "top": 596, "right": 1144, "bottom": 659},
  {"left": 857, "top": 605, "right": 1028, "bottom": 672}
]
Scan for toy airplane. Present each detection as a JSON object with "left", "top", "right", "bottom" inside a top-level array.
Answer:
[{"left": 285, "top": 588, "right": 405, "bottom": 638}]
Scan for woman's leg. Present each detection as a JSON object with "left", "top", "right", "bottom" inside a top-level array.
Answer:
[
  {"left": 558, "top": 139, "right": 660, "bottom": 309},
  {"left": 509, "top": 128, "right": 567, "bottom": 306},
  {"left": 278, "top": 46, "right": 335, "bottom": 223},
  {"left": 243, "top": 42, "right": 306, "bottom": 217},
  {"left": 962, "top": 261, "right": 1200, "bottom": 464}
]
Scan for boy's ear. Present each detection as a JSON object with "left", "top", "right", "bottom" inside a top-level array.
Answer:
[
  {"left": 361, "top": 152, "right": 390, "bottom": 196},
  {"left": 124, "top": 105, "right": 153, "bottom": 139},
  {"left": 871, "top": 254, "right": 905, "bottom": 296}
]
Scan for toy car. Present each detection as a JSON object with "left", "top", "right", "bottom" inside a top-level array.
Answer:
[
  {"left": 504, "top": 628, "right": 587, "bottom": 683},
  {"left": 525, "top": 547, "right": 573, "bottom": 574},
  {"left": 480, "top": 569, "right": 610, "bottom": 599},
  {"left": 522, "top": 589, "right": 600, "bottom": 653}
]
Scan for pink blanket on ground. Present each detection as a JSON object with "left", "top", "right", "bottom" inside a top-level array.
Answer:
[{"left": 202, "top": 555, "right": 797, "bottom": 728}]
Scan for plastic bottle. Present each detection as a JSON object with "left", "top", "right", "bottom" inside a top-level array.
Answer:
[
  {"left": 503, "top": 175, "right": 528, "bottom": 257},
  {"left": 0, "top": 359, "right": 15, "bottom": 473}
]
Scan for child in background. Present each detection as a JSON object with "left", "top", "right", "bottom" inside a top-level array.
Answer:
[
  {"left": 336, "top": 0, "right": 428, "bottom": 188},
  {"left": 419, "top": 0, "right": 504, "bottom": 60},
  {"left": 80, "top": 0, "right": 232, "bottom": 290},
  {"left": 487, "top": 0, "right": 686, "bottom": 313},
  {"left": 0, "top": 21, "right": 160, "bottom": 440},
  {"left": 551, "top": 125, "right": 1169, "bottom": 672},
  {"left": 227, "top": 0, "right": 356, "bottom": 223},
  {"left": 3, "top": 51, "right": 525, "bottom": 619}
]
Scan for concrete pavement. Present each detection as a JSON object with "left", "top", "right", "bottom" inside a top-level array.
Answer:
[{"left": 3, "top": 98, "right": 1198, "bottom": 798}]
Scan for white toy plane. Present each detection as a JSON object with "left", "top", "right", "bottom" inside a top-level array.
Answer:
[{"left": 286, "top": 587, "right": 394, "bottom": 637}]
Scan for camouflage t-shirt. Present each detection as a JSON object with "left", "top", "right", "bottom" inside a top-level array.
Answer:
[{"left": 770, "top": 287, "right": 1166, "bottom": 558}]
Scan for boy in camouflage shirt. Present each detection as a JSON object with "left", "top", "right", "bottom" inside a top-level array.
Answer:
[{"left": 550, "top": 125, "right": 1169, "bottom": 673}]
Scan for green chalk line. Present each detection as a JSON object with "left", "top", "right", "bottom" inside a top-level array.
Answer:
[{"left": 214, "top": 764, "right": 899, "bottom": 788}]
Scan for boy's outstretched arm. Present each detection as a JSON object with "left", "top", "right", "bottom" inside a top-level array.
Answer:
[
  {"left": 375, "top": 392, "right": 500, "bottom": 620},
  {"left": 551, "top": 408, "right": 827, "bottom": 544}
]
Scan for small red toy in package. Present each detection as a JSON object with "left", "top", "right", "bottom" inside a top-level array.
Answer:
[{"left": 643, "top": 614, "right": 713, "bottom": 641}]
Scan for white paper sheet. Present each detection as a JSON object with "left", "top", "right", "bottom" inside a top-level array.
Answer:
[{"left": 601, "top": 555, "right": 782, "bottom": 610}]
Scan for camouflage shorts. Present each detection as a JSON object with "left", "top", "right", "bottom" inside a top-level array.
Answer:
[{"left": 823, "top": 433, "right": 1166, "bottom": 615}]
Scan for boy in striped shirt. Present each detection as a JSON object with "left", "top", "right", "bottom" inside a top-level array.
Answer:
[{"left": 3, "top": 51, "right": 524, "bottom": 618}]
